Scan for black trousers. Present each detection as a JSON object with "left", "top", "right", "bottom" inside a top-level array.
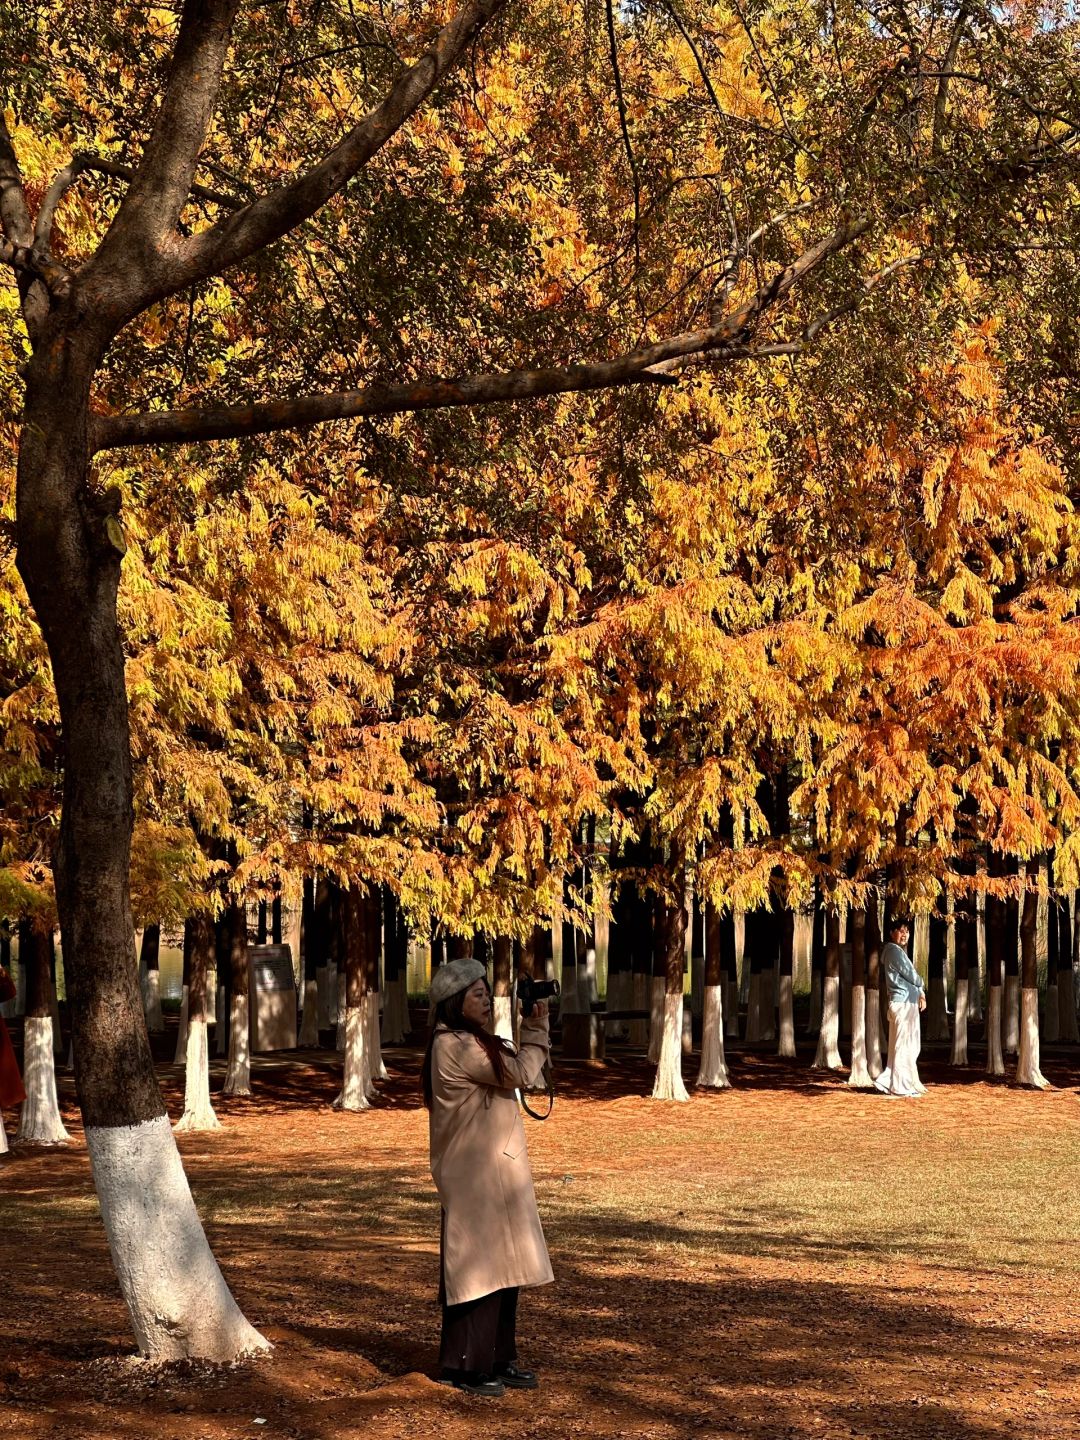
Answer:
[{"left": 439, "top": 1285, "right": 519, "bottom": 1375}]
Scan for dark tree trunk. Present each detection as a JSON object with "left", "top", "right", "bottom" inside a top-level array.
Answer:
[
  {"left": 256, "top": 901, "right": 268, "bottom": 945},
  {"left": 140, "top": 923, "right": 160, "bottom": 977},
  {"left": 271, "top": 896, "right": 282, "bottom": 946},
  {"left": 302, "top": 877, "right": 318, "bottom": 985}
]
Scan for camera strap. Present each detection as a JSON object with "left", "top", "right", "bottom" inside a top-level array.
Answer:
[{"left": 519, "top": 1061, "right": 554, "bottom": 1121}]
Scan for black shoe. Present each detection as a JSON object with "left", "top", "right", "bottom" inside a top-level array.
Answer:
[
  {"left": 494, "top": 1362, "right": 539, "bottom": 1390},
  {"left": 439, "top": 1370, "right": 505, "bottom": 1397}
]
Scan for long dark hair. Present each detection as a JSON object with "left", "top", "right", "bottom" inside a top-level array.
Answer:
[{"left": 421, "top": 980, "right": 516, "bottom": 1108}]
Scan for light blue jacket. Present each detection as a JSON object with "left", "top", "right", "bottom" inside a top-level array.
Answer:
[{"left": 881, "top": 941, "right": 925, "bottom": 1006}]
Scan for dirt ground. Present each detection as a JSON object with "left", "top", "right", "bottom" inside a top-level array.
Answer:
[{"left": 3, "top": 1037, "right": 1080, "bottom": 1440}]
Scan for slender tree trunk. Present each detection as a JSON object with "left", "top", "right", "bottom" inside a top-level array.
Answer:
[
  {"left": 223, "top": 903, "right": 251, "bottom": 1096},
  {"left": 806, "top": 892, "right": 824, "bottom": 1033},
  {"left": 175, "top": 912, "right": 220, "bottom": 1132},
  {"left": 926, "top": 912, "right": 949, "bottom": 1042},
  {"left": 1057, "top": 889, "right": 1078, "bottom": 1041},
  {"left": 1016, "top": 858, "right": 1049, "bottom": 1087},
  {"left": 491, "top": 935, "right": 514, "bottom": 1040},
  {"left": 848, "top": 907, "right": 873, "bottom": 1087},
  {"left": 985, "top": 864, "right": 1005, "bottom": 1076},
  {"left": 364, "top": 889, "right": 386, "bottom": 1083},
  {"left": 744, "top": 909, "right": 766, "bottom": 1043},
  {"left": 214, "top": 913, "right": 230, "bottom": 1058},
  {"left": 256, "top": 901, "right": 268, "bottom": 945},
  {"left": 335, "top": 887, "right": 371, "bottom": 1111},
  {"left": 722, "top": 907, "right": 739, "bottom": 1038},
  {"left": 777, "top": 902, "right": 796, "bottom": 1059},
  {"left": 380, "top": 887, "right": 407, "bottom": 1045},
  {"left": 1043, "top": 864, "right": 1060, "bottom": 1043},
  {"left": 652, "top": 852, "right": 689, "bottom": 1102},
  {"left": 18, "top": 921, "right": 70, "bottom": 1143},
  {"left": 950, "top": 889, "right": 972, "bottom": 1066},
  {"left": 812, "top": 909, "right": 842, "bottom": 1070},
  {"left": 697, "top": 901, "right": 730, "bottom": 1088},
  {"left": 271, "top": 896, "right": 282, "bottom": 946},
  {"left": 174, "top": 919, "right": 191, "bottom": 1064},
  {"left": 140, "top": 923, "right": 164, "bottom": 1033},
  {"left": 16, "top": 346, "right": 264, "bottom": 1358},
  {"left": 648, "top": 893, "right": 668, "bottom": 1064},
  {"left": 298, "top": 875, "right": 320, "bottom": 1046},
  {"left": 864, "top": 898, "right": 883, "bottom": 1077},
  {"left": 1003, "top": 864, "right": 1020, "bottom": 1055}
]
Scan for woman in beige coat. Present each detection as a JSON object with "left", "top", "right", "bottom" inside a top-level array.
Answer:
[{"left": 422, "top": 957, "right": 554, "bottom": 1397}]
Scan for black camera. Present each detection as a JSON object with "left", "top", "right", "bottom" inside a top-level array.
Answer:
[{"left": 515, "top": 973, "right": 560, "bottom": 1016}]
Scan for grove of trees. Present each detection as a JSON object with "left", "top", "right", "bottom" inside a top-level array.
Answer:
[{"left": 2, "top": 0, "right": 1079, "bottom": 1368}]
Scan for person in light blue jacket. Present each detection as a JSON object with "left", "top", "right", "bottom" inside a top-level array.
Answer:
[{"left": 874, "top": 919, "right": 927, "bottom": 1096}]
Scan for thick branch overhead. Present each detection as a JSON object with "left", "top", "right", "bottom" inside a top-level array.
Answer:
[{"left": 93, "top": 218, "right": 868, "bottom": 451}]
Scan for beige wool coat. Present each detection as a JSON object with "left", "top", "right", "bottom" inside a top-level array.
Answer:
[{"left": 429, "top": 1015, "right": 555, "bottom": 1306}]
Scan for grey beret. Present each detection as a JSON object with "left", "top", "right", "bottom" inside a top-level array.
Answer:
[{"left": 429, "top": 957, "right": 486, "bottom": 1007}]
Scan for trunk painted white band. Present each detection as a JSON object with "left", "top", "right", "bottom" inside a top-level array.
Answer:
[
  {"left": 142, "top": 966, "right": 165, "bottom": 1034},
  {"left": 985, "top": 984, "right": 1005, "bottom": 1076},
  {"left": 492, "top": 994, "right": 514, "bottom": 1042},
  {"left": 223, "top": 991, "right": 251, "bottom": 1097},
  {"left": 174, "top": 1018, "right": 221, "bottom": 1133},
  {"left": 87, "top": 1116, "right": 269, "bottom": 1360},
  {"left": 650, "top": 992, "right": 689, "bottom": 1102},
  {"left": 647, "top": 976, "right": 665, "bottom": 1064},
  {"left": 1003, "top": 974, "right": 1020, "bottom": 1055},
  {"left": 777, "top": 973, "right": 796, "bottom": 1058},
  {"left": 215, "top": 985, "right": 228, "bottom": 1057},
  {"left": 18, "top": 1014, "right": 70, "bottom": 1144},
  {"left": 950, "top": 977, "right": 969, "bottom": 1066},
  {"left": 865, "top": 989, "right": 883, "bottom": 1079},
  {"left": 316, "top": 965, "right": 331, "bottom": 1029},
  {"left": 173, "top": 985, "right": 189, "bottom": 1065},
  {"left": 812, "top": 975, "right": 842, "bottom": 1070},
  {"left": 696, "top": 984, "right": 731, "bottom": 1089},
  {"left": 334, "top": 1005, "right": 371, "bottom": 1111},
  {"left": 1043, "top": 981, "right": 1060, "bottom": 1042},
  {"left": 848, "top": 983, "right": 873, "bottom": 1087},
  {"left": 298, "top": 978, "right": 320, "bottom": 1046},
  {"left": 1015, "top": 986, "right": 1051, "bottom": 1088},
  {"left": 365, "top": 991, "right": 387, "bottom": 1084}
]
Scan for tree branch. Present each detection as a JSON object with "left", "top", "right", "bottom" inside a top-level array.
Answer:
[
  {"left": 92, "top": 216, "right": 868, "bottom": 452},
  {"left": 171, "top": 0, "right": 510, "bottom": 291},
  {"left": 76, "top": 155, "right": 245, "bottom": 212},
  {"left": 91, "top": 0, "right": 241, "bottom": 269},
  {"left": 0, "top": 114, "right": 50, "bottom": 339}
]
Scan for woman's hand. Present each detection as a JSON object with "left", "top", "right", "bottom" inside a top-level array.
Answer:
[{"left": 528, "top": 1001, "right": 548, "bottom": 1022}]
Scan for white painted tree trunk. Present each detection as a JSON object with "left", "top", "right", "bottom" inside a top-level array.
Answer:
[
  {"left": 968, "top": 964, "right": 983, "bottom": 1021},
  {"left": 629, "top": 972, "right": 648, "bottom": 1047},
  {"left": 173, "top": 985, "right": 189, "bottom": 1065},
  {"left": 492, "top": 994, "right": 514, "bottom": 1041},
  {"left": 647, "top": 976, "right": 665, "bottom": 1063},
  {"left": 1015, "top": 987, "right": 1050, "bottom": 1087},
  {"left": 0, "top": 1110, "right": 7, "bottom": 1154},
  {"left": 223, "top": 991, "right": 251, "bottom": 1097},
  {"left": 335, "top": 971, "right": 347, "bottom": 1051},
  {"left": 365, "top": 991, "right": 387, "bottom": 1082},
  {"left": 174, "top": 1018, "right": 221, "bottom": 1133},
  {"left": 334, "top": 1005, "right": 371, "bottom": 1110},
  {"left": 651, "top": 992, "right": 689, "bottom": 1101},
  {"left": 950, "top": 977, "right": 969, "bottom": 1065},
  {"left": 865, "top": 989, "right": 883, "bottom": 1078},
  {"left": 696, "top": 985, "right": 730, "bottom": 1088},
  {"left": 583, "top": 942, "right": 598, "bottom": 1007},
  {"left": 812, "top": 976, "right": 842, "bottom": 1070},
  {"left": 141, "top": 966, "right": 164, "bottom": 1033},
  {"left": 18, "top": 1015, "right": 70, "bottom": 1144},
  {"left": 725, "top": 977, "right": 739, "bottom": 1037},
  {"left": 316, "top": 965, "right": 330, "bottom": 1028},
  {"left": 777, "top": 973, "right": 796, "bottom": 1058},
  {"left": 848, "top": 983, "right": 873, "bottom": 1087},
  {"left": 1003, "top": 975, "right": 1020, "bottom": 1055},
  {"left": 215, "top": 985, "right": 228, "bottom": 1057},
  {"left": 926, "top": 975, "right": 950, "bottom": 1042},
  {"left": 1057, "top": 969, "right": 1079, "bottom": 1041},
  {"left": 1043, "top": 980, "right": 1059, "bottom": 1042},
  {"left": 87, "top": 1116, "right": 270, "bottom": 1360},
  {"left": 985, "top": 984, "right": 1005, "bottom": 1076},
  {"left": 298, "top": 978, "right": 319, "bottom": 1046}
]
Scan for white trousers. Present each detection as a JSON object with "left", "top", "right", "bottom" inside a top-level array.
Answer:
[{"left": 874, "top": 999, "right": 926, "bottom": 1097}]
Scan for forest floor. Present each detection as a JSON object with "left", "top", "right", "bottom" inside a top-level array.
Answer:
[{"left": 3, "top": 1035, "right": 1080, "bottom": 1440}]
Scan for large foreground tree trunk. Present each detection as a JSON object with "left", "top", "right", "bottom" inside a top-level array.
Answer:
[{"left": 16, "top": 333, "right": 265, "bottom": 1357}]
